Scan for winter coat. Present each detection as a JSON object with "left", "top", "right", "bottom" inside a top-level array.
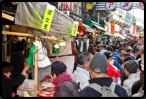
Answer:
[
  {"left": 2, "top": 74, "right": 25, "bottom": 97},
  {"left": 10, "top": 53, "right": 25, "bottom": 78},
  {"left": 113, "top": 60, "right": 122, "bottom": 71},
  {"left": 113, "top": 53, "right": 123, "bottom": 65},
  {"left": 72, "top": 66, "right": 90, "bottom": 89},
  {"left": 53, "top": 80, "right": 78, "bottom": 97},
  {"left": 80, "top": 77, "right": 128, "bottom": 97},
  {"left": 123, "top": 70, "right": 141, "bottom": 97}
]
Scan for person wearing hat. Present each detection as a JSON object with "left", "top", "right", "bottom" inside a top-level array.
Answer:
[
  {"left": 51, "top": 61, "right": 80, "bottom": 97},
  {"left": 124, "top": 42, "right": 129, "bottom": 51},
  {"left": 79, "top": 52, "right": 128, "bottom": 97},
  {"left": 123, "top": 60, "right": 141, "bottom": 97}
]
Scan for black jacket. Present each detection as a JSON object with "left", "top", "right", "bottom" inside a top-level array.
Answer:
[
  {"left": 10, "top": 53, "right": 25, "bottom": 78},
  {"left": 1, "top": 74, "right": 25, "bottom": 97},
  {"left": 80, "top": 77, "right": 128, "bottom": 97},
  {"left": 53, "top": 80, "right": 79, "bottom": 97}
]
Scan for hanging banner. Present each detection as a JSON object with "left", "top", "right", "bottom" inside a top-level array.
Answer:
[
  {"left": 111, "top": 22, "right": 115, "bottom": 34},
  {"left": 133, "top": 26, "right": 136, "bottom": 34},
  {"left": 72, "top": 22, "right": 79, "bottom": 36},
  {"left": 41, "top": 4, "right": 55, "bottom": 31},
  {"left": 86, "top": 3, "right": 92, "bottom": 9}
]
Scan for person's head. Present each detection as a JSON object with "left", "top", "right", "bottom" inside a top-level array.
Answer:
[
  {"left": 139, "top": 45, "right": 144, "bottom": 71},
  {"left": 78, "top": 52, "right": 93, "bottom": 70},
  {"left": 106, "top": 46, "right": 113, "bottom": 53},
  {"left": 119, "top": 47, "right": 126, "bottom": 56},
  {"left": 2, "top": 62, "right": 13, "bottom": 78},
  {"left": 134, "top": 45, "right": 141, "bottom": 56},
  {"left": 131, "top": 43, "right": 136, "bottom": 50},
  {"left": 124, "top": 42, "right": 129, "bottom": 50},
  {"left": 51, "top": 61, "right": 67, "bottom": 79},
  {"left": 121, "top": 52, "right": 131, "bottom": 63},
  {"left": 103, "top": 52, "right": 114, "bottom": 65},
  {"left": 123, "top": 56, "right": 133, "bottom": 63},
  {"left": 123, "top": 60, "right": 139, "bottom": 76},
  {"left": 15, "top": 40, "right": 26, "bottom": 54},
  {"left": 87, "top": 44, "right": 96, "bottom": 55},
  {"left": 127, "top": 49, "right": 133, "bottom": 54},
  {"left": 89, "top": 52, "right": 108, "bottom": 78}
]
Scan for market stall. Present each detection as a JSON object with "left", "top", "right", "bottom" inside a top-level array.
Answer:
[{"left": 2, "top": 2, "right": 80, "bottom": 97}]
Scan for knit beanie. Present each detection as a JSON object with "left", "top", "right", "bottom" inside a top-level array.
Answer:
[
  {"left": 90, "top": 52, "right": 108, "bottom": 73},
  {"left": 51, "top": 61, "right": 67, "bottom": 76},
  {"left": 103, "top": 52, "right": 113, "bottom": 60},
  {"left": 107, "top": 62, "right": 121, "bottom": 78},
  {"left": 123, "top": 60, "right": 139, "bottom": 74}
]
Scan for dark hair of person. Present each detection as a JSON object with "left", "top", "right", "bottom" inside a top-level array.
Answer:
[
  {"left": 119, "top": 47, "right": 126, "bottom": 53},
  {"left": 2, "top": 62, "right": 13, "bottom": 74},
  {"left": 87, "top": 44, "right": 96, "bottom": 55},
  {"left": 78, "top": 52, "right": 92, "bottom": 65},
  {"left": 123, "top": 56, "right": 133, "bottom": 63},
  {"left": 134, "top": 45, "right": 141, "bottom": 53}
]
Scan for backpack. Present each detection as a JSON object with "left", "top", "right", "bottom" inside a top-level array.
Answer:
[
  {"left": 88, "top": 82, "right": 119, "bottom": 97},
  {"left": 62, "top": 81, "right": 81, "bottom": 97}
]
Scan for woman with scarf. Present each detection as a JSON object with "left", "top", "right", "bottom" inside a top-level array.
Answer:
[{"left": 51, "top": 61, "right": 80, "bottom": 97}]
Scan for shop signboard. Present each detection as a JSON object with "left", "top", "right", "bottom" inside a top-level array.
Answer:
[
  {"left": 111, "top": 22, "right": 115, "bottom": 34},
  {"left": 72, "top": 22, "right": 79, "bottom": 36},
  {"left": 137, "top": 2, "right": 144, "bottom": 10},
  {"left": 57, "top": 2, "right": 72, "bottom": 10},
  {"left": 41, "top": 4, "right": 55, "bottom": 31},
  {"left": 133, "top": 26, "right": 136, "bottom": 34},
  {"left": 105, "top": 2, "right": 116, "bottom": 11},
  {"left": 121, "top": 2, "right": 133, "bottom": 11}
]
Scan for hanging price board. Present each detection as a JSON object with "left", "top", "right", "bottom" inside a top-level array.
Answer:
[
  {"left": 72, "top": 22, "right": 79, "bottom": 36},
  {"left": 41, "top": 4, "right": 55, "bottom": 31}
]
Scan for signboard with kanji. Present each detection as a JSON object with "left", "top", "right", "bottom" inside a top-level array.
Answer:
[
  {"left": 57, "top": 2, "right": 72, "bottom": 10},
  {"left": 111, "top": 22, "right": 115, "bottom": 34},
  {"left": 41, "top": 4, "right": 55, "bottom": 31},
  {"left": 72, "top": 22, "right": 79, "bottom": 36},
  {"left": 137, "top": 2, "right": 144, "bottom": 10},
  {"left": 121, "top": 2, "right": 133, "bottom": 11},
  {"left": 106, "top": 2, "right": 116, "bottom": 11}
]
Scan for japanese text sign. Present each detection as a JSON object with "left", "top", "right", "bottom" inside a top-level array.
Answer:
[
  {"left": 106, "top": 2, "right": 116, "bottom": 11},
  {"left": 57, "top": 2, "right": 72, "bottom": 10},
  {"left": 72, "top": 22, "right": 79, "bottom": 36},
  {"left": 121, "top": 2, "right": 132, "bottom": 11},
  {"left": 111, "top": 22, "right": 115, "bottom": 34},
  {"left": 41, "top": 4, "right": 55, "bottom": 31},
  {"left": 86, "top": 3, "right": 92, "bottom": 9},
  {"left": 137, "top": 2, "right": 144, "bottom": 10}
]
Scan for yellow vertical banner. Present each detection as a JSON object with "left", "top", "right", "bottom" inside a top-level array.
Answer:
[
  {"left": 41, "top": 4, "right": 55, "bottom": 31},
  {"left": 72, "top": 22, "right": 79, "bottom": 36},
  {"left": 86, "top": 3, "right": 92, "bottom": 9}
]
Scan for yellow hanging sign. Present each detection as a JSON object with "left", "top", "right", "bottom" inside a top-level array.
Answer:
[
  {"left": 72, "top": 22, "right": 79, "bottom": 36},
  {"left": 41, "top": 4, "right": 55, "bottom": 31},
  {"left": 86, "top": 3, "right": 92, "bottom": 9}
]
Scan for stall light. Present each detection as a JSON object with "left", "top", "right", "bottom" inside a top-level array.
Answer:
[
  {"left": 54, "top": 43, "right": 59, "bottom": 49},
  {"left": 6, "top": 25, "right": 10, "bottom": 28},
  {"left": 59, "top": 41, "right": 66, "bottom": 46},
  {"left": 33, "top": 37, "right": 42, "bottom": 47}
]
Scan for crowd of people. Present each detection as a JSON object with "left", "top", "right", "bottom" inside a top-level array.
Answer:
[{"left": 1, "top": 36, "right": 144, "bottom": 97}]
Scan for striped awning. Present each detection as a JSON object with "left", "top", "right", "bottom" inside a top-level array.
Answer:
[{"left": 91, "top": 20, "right": 107, "bottom": 32}]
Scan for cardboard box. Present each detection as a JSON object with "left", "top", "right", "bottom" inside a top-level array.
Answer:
[{"left": 19, "top": 79, "right": 34, "bottom": 89}]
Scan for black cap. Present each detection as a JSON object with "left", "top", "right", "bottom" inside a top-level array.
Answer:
[
  {"left": 51, "top": 61, "right": 67, "bottom": 76},
  {"left": 127, "top": 49, "right": 133, "bottom": 52},
  {"left": 103, "top": 52, "right": 113, "bottom": 60}
]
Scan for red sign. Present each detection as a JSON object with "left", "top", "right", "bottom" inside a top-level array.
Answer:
[
  {"left": 133, "top": 26, "right": 136, "bottom": 34},
  {"left": 57, "top": 2, "right": 72, "bottom": 10},
  {"left": 111, "top": 22, "right": 115, "bottom": 34}
]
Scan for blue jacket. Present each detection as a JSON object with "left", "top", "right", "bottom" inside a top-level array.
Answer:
[
  {"left": 113, "top": 53, "right": 123, "bottom": 65},
  {"left": 114, "top": 60, "right": 122, "bottom": 71},
  {"left": 79, "top": 77, "right": 128, "bottom": 97}
]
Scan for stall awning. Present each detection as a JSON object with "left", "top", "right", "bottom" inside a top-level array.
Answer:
[
  {"left": 114, "top": 33, "right": 126, "bottom": 39},
  {"left": 81, "top": 23, "right": 95, "bottom": 33},
  {"left": 91, "top": 20, "right": 106, "bottom": 32}
]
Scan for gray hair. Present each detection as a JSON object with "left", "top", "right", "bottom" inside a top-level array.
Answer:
[{"left": 78, "top": 52, "right": 93, "bottom": 65}]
